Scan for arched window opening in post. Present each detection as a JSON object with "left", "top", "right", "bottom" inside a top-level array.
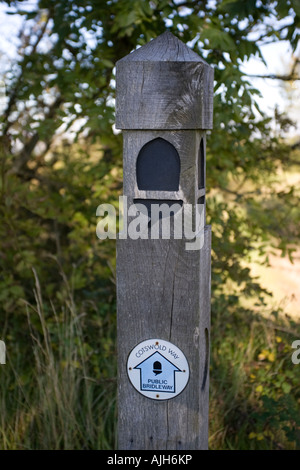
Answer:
[
  {"left": 198, "top": 138, "right": 205, "bottom": 190},
  {"left": 136, "top": 138, "right": 180, "bottom": 191}
]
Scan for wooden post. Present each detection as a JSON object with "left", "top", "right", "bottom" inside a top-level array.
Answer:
[{"left": 115, "top": 32, "right": 214, "bottom": 450}]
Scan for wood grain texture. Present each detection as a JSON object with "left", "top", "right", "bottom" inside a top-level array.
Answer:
[
  {"left": 116, "top": 32, "right": 214, "bottom": 130},
  {"left": 116, "top": 30, "right": 213, "bottom": 450},
  {"left": 117, "top": 228, "right": 211, "bottom": 450},
  {"left": 117, "top": 128, "right": 210, "bottom": 450},
  {"left": 118, "top": 32, "right": 206, "bottom": 63}
]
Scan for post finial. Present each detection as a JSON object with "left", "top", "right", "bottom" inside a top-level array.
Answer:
[{"left": 116, "top": 32, "right": 214, "bottom": 130}]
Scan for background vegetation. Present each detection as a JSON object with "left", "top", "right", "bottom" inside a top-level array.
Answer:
[{"left": 0, "top": 0, "right": 299, "bottom": 449}]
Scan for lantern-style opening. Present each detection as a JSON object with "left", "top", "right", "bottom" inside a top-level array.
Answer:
[{"left": 136, "top": 138, "right": 180, "bottom": 191}]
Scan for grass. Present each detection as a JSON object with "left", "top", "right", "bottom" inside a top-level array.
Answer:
[
  {"left": 0, "top": 268, "right": 299, "bottom": 449},
  {"left": 0, "top": 269, "right": 117, "bottom": 450},
  {"left": 209, "top": 295, "right": 300, "bottom": 450}
]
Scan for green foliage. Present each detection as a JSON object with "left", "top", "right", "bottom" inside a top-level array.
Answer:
[
  {"left": 0, "top": 0, "right": 299, "bottom": 450},
  {"left": 210, "top": 298, "right": 300, "bottom": 449},
  {"left": 0, "top": 271, "right": 117, "bottom": 449}
]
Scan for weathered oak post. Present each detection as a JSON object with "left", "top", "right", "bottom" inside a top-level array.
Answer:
[{"left": 116, "top": 32, "right": 214, "bottom": 450}]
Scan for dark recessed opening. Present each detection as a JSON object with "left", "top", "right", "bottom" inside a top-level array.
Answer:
[
  {"left": 201, "top": 328, "right": 209, "bottom": 391},
  {"left": 197, "top": 195, "right": 205, "bottom": 206},
  {"left": 133, "top": 199, "right": 183, "bottom": 220},
  {"left": 133, "top": 199, "right": 183, "bottom": 236},
  {"left": 136, "top": 138, "right": 180, "bottom": 191},
  {"left": 198, "top": 138, "right": 205, "bottom": 190}
]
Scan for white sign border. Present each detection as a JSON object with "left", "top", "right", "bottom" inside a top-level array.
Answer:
[{"left": 127, "top": 338, "right": 190, "bottom": 401}]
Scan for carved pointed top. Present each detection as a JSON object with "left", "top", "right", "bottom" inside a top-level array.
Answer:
[
  {"left": 116, "top": 31, "right": 214, "bottom": 130},
  {"left": 118, "top": 31, "right": 207, "bottom": 63}
]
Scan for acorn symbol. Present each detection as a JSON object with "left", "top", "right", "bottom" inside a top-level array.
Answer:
[{"left": 153, "top": 361, "right": 162, "bottom": 375}]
